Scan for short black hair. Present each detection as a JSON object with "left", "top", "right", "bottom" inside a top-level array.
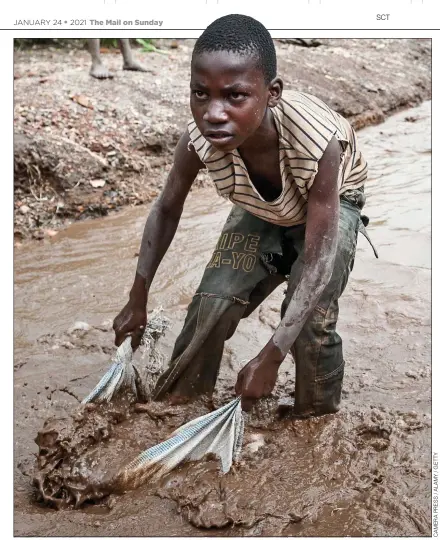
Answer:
[{"left": 192, "top": 14, "right": 277, "bottom": 84}]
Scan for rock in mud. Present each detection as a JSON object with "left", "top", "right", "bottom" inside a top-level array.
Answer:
[{"left": 68, "top": 321, "right": 92, "bottom": 334}]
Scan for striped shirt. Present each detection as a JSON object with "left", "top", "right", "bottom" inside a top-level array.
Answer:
[{"left": 187, "top": 90, "right": 368, "bottom": 227}]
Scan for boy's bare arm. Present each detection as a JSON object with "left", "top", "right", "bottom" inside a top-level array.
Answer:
[
  {"left": 135, "top": 132, "right": 203, "bottom": 290},
  {"left": 272, "top": 136, "right": 341, "bottom": 356},
  {"left": 113, "top": 131, "right": 203, "bottom": 348},
  {"left": 235, "top": 136, "right": 341, "bottom": 409}
]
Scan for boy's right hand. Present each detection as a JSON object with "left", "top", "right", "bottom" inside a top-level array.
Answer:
[
  {"left": 113, "top": 272, "right": 148, "bottom": 350},
  {"left": 113, "top": 299, "right": 147, "bottom": 351},
  {"left": 111, "top": 131, "right": 202, "bottom": 352}
]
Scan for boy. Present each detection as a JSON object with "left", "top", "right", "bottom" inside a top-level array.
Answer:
[{"left": 113, "top": 15, "right": 375, "bottom": 415}]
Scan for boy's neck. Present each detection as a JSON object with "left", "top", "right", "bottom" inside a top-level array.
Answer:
[{"left": 238, "top": 107, "right": 278, "bottom": 157}]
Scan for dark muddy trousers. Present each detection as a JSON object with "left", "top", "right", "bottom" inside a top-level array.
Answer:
[{"left": 154, "top": 191, "right": 370, "bottom": 417}]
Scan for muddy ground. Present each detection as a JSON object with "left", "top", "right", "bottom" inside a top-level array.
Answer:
[{"left": 13, "top": 38, "right": 431, "bottom": 240}]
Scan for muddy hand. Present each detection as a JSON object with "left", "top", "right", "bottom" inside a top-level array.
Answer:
[
  {"left": 113, "top": 300, "right": 147, "bottom": 351},
  {"left": 235, "top": 347, "right": 282, "bottom": 412}
]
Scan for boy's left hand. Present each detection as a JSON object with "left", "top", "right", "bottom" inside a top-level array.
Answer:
[{"left": 235, "top": 342, "right": 284, "bottom": 412}]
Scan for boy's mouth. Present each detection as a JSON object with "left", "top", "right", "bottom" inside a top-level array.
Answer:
[{"left": 204, "top": 130, "right": 234, "bottom": 146}]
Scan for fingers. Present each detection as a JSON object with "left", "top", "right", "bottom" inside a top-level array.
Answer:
[
  {"left": 235, "top": 372, "right": 243, "bottom": 396},
  {"left": 112, "top": 317, "right": 120, "bottom": 343},
  {"left": 235, "top": 372, "right": 256, "bottom": 412},
  {"left": 130, "top": 325, "right": 145, "bottom": 351},
  {"left": 114, "top": 322, "right": 130, "bottom": 347},
  {"left": 115, "top": 324, "right": 144, "bottom": 349},
  {"left": 113, "top": 304, "right": 146, "bottom": 347},
  {"left": 263, "top": 383, "right": 273, "bottom": 398},
  {"left": 113, "top": 314, "right": 127, "bottom": 347},
  {"left": 241, "top": 396, "right": 255, "bottom": 412},
  {"left": 115, "top": 334, "right": 125, "bottom": 347}
]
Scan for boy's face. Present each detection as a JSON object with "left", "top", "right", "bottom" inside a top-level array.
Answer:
[{"left": 190, "top": 51, "right": 275, "bottom": 151}]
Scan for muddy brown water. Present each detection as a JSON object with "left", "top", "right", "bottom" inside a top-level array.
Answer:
[{"left": 14, "top": 102, "right": 431, "bottom": 536}]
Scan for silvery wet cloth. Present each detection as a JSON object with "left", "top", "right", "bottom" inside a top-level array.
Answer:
[
  {"left": 81, "top": 308, "right": 170, "bottom": 404},
  {"left": 79, "top": 309, "right": 245, "bottom": 483},
  {"left": 115, "top": 397, "right": 244, "bottom": 487}
]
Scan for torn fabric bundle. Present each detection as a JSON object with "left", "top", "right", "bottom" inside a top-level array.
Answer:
[{"left": 81, "top": 308, "right": 170, "bottom": 404}]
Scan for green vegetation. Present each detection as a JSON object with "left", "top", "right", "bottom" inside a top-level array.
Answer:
[{"left": 135, "top": 39, "right": 170, "bottom": 55}]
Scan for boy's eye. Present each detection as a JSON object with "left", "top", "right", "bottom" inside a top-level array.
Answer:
[
  {"left": 193, "top": 90, "right": 208, "bottom": 99},
  {"left": 229, "top": 92, "right": 247, "bottom": 101}
]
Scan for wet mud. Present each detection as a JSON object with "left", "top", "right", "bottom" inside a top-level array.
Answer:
[
  {"left": 158, "top": 408, "right": 430, "bottom": 536},
  {"left": 32, "top": 393, "right": 215, "bottom": 509},
  {"left": 14, "top": 102, "right": 431, "bottom": 536},
  {"left": 30, "top": 381, "right": 432, "bottom": 535}
]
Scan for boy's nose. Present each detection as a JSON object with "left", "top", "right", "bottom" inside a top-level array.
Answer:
[{"left": 203, "top": 100, "right": 228, "bottom": 124}]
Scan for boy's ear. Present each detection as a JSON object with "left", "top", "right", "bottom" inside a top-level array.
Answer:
[{"left": 267, "top": 77, "right": 283, "bottom": 108}]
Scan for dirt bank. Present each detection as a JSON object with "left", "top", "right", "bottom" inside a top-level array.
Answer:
[{"left": 13, "top": 38, "right": 431, "bottom": 240}]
